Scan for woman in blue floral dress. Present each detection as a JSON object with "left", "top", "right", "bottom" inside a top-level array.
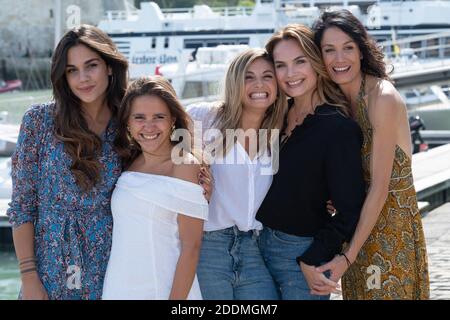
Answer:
[{"left": 7, "top": 25, "right": 128, "bottom": 299}]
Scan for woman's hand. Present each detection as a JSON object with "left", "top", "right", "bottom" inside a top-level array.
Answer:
[
  {"left": 314, "top": 254, "right": 350, "bottom": 293},
  {"left": 300, "top": 262, "right": 340, "bottom": 296},
  {"left": 199, "top": 165, "right": 213, "bottom": 202},
  {"left": 21, "top": 272, "right": 49, "bottom": 300},
  {"left": 327, "top": 200, "right": 336, "bottom": 215}
]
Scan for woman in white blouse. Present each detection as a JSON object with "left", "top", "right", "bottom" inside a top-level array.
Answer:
[{"left": 187, "top": 48, "right": 287, "bottom": 299}]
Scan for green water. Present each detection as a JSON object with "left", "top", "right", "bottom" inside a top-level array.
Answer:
[
  {"left": 0, "top": 90, "right": 45, "bottom": 300},
  {"left": 0, "top": 89, "right": 52, "bottom": 124},
  {"left": 0, "top": 251, "right": 20, "bottom": 300}
]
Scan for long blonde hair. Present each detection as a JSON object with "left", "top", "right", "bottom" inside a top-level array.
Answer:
[
  {"left": 265, "top": 24, "right": 349, "bottom": 115},
  {"left": 213, "top": 48, "right": 288, "bottom": 155}
]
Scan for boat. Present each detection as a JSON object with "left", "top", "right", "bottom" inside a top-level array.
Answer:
[
  {"left": 0, "top": 158, "right": 11, "bottom": 200},
  {"left": 0, "top": 123, "right": 19, "bottom": 157},
  {"left": 158, "top": 44, "right": 249, "bottom": 105},
  {"left": 98, "top": 0, "right": 450, "bottom": 78},
  {"left": 0, "top": 79, "right": 22, "bottom": 94}
]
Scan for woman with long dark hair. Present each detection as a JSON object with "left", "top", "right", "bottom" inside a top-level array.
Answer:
[
  {"left": 313, "top": 10, "right": 430, "bottom": 299},
  {"left": 7, "top": 25, "right": 128, "bottom": 299}
]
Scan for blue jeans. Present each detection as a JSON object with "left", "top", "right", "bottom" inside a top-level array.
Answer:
[
  {"left": 258, "top": 227, "right": 330, "bottom": 300},
  {"left": 197, "top": 226, "right": 279, "bottom": 300}
]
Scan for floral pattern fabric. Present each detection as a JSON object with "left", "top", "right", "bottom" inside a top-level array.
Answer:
[
  {"left": 341, "top": 79, "right": 430, "bottom": 300},
  {"left": 7, "top": 103, "right": 122, "bottom": 299}
]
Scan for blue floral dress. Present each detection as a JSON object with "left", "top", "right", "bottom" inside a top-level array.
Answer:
[{"left": 7, "top": 103, "right": 122, "bottom": 300}]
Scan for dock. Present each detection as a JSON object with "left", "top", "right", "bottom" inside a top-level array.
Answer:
[{"left": 413, "top": 143, "right": 450, "bottom": 210}]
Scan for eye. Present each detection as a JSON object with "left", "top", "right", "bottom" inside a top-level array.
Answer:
[
  {"left": 324, "top": 48, "right": 335, "bottom": 53},
  {"left": 245, "top": 75, "right": 254, "bottom": 80},
  {"left": 274, "top": 64, "right": 284, "bottom": 69},
  {"left": 87, "top": 63, "right": 98, "bottom": 69},
  {"left": 264, "top": 74, "right": 273, "bottom": 79},
  {"left": 154, "top": 115, "right": 166, "bottom": 120},
  {"left": 66, "top": 68, "right": 77, "bottom": 74},
  {"left": 344, "top": 46, "right": 354, "bottom": 51},
  {"left": 296, "top": 59, "right": 306, "bottom": 65},
  {"left": 133, "top": 115, "right": 145, "bottom": 121}
]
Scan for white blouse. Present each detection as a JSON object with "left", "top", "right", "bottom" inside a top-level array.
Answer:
[
  {"left": 187, "top": 102, "right": 274, "bottom": 232},
  {"left": 102, "top": 172, "right": 208, "bottom": 300}
]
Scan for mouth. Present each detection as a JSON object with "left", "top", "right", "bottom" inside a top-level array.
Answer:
[
  {"left": 332, "top": 66, "right": 351, "bottom": 73},
  {"left": 249, "top": 92, "right": 269, "bottom": 100},
  {"left": 287, "top": 79, "right": 304, "bottom": 87},
  {"left": 78, "top": 85, "right": 95, "bottom": 93},
  {"left": 140, "top": 133, "right": 160, "bottom": 140}
]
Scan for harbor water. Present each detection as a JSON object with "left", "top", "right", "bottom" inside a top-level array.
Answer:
[{"left": 0, "top": 90, "right": 51, "bottom": 300}]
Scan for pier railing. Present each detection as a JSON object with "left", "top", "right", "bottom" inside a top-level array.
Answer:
[{"left": 381, "top": 32, "right": 450, "bottom": 60}]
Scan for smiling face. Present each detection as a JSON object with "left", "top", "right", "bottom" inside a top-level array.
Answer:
[
  {"left": 320, "top": 26, "right": 362, "bottom": 87},
  {"left": 272, "top": 39, "right": 317, "bottom": 99},
  {"left": 242, "top": 58, "right": 277, "bottom": 112},
  {"left": 65, "top": 44, "right": 111, "bottom": 107},
  {"left": 128, "top": 95, "right": 175, "bottom": 154}
]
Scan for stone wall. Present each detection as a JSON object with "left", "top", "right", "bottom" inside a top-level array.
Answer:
[
  {"left": 0, "top": 0, "right": 128, "bottom": 58},
  {"left": 0, "top": 0, "right": 130, "bottom": 88}
]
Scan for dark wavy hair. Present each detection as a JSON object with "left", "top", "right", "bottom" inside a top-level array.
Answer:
[
  {"left": 115, "top": 76, "right": 193, "bottom": 170},
  {"left": 313, "top": 10, "right": 391, "bottom": 81},
  {"left": 51, "top": 24, "right": 128, "bottom": 191}
]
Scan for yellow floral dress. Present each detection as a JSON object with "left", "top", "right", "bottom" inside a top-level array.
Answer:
[{"left": 341, "top": 78, "right": 430, "bottom": 300}]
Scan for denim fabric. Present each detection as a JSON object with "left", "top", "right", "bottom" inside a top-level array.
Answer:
[
  {"left": 197, "top": 226, "right": 279, "bottom": 300},
  {"left": 258, "top": 227, "right": 330, "bottom": 300}
]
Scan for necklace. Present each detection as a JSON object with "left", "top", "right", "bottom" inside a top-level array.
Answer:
[
  {"left": 291, "top": 103, "right": 316, "bottom": 125},
  {"left": 141, "top": 149, "right": 172, "bottom": 161}
]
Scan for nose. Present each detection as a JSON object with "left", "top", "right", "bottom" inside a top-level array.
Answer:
[
  {"left": 142, "top": 119, "right": 158, "bottom": 129},
  {"left": 254, "top": 77, "right": 264, "bottom": 87},
  {"left": 335, "top": 50, "right": 345, "bottom": 62},
  {"left": 79, "top": 69, "right": 90, "bottom": 82},
  {"left": 286, "top": 65, "right": 295, "bottom": 78}
]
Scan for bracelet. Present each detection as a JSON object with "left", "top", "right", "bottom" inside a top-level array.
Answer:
[
  {"left": 19, "top": 257, "right": 37, "bottom": 266},
  {"left": 339, "top": 253, "right": 352, "bottom": 267},
  {"left": 20, "top": 267, "right": 38, "bottom": 275}
]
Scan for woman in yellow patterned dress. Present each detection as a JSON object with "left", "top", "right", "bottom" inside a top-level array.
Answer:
[{"left": 311, "top": 10, "right": 430, "bottom": 299}]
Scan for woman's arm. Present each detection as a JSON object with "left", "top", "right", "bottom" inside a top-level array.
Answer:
[
  {"left": 169, "top": 214, "right": 204, "bottom": 300},
  {"left": 13, "top": 224, "right": 48, "bottom": 300},
  {"left": 169, "top": 162, "right": 205, "bottom": 300},
  {"left": 7, "top": 106, "right": 49, "bottom": 299},
  {"left": 344, "top": 93, "right": 400, "bottom": 263}
]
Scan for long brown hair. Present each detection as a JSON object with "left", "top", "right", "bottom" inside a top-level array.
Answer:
[
  {"left": 51, "top": 24, "right": 128, "bottom": 191},
  {"left": 313, "top": 10, "right": 391, "bottom": 80},
  {"left": 265, "top": 24, "right": 349, "bottom": 115},
  {"left": 115, "top": 76, "right": 193, "bottom": 170}
]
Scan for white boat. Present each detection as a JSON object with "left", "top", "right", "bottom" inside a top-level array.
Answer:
[
  {"left": 0, "top": 158, "right": 11, "bottom": 200},
  {"left": 158, "top": 39, "right": 450, "bottom": 132},
  {"left": 98, "top": 0, "right": 450, "bottom": 78},
  {"left": 0, "top": 122, "right": 19, "bottom": 157},
  {"left": 159, "top": 44, "right": 249, "bottom": 105}
]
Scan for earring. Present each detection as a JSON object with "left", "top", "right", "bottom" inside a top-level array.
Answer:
[
  {"left": 126, "top": 127, "right": 135, "bottom": 147},
  {"left": 170, "top": 124, "right": 176, "bottom": 141}
]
